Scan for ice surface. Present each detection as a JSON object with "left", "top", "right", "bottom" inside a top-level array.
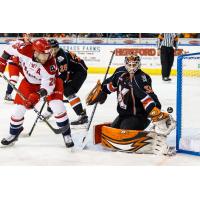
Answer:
[{"left": 0, "top": 73, "right": 200, "bottom": 165}]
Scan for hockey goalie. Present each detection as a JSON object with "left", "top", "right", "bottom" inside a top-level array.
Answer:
[{"left": 86, "top": 54, "right": 176, "bottom": 156}]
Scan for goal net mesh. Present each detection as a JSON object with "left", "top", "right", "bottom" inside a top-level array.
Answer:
[{"left": 176, "top": 52, "right": 200, "bottom": 155}]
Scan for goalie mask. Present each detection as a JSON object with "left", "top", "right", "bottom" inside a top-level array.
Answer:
[{"left": 124, "top": 55, "right": 141, "bottom": 74}]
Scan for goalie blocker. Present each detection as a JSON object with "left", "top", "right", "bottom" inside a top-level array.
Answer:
[{"left": 93, "top": 123, "right": 176, "bottom": 156}]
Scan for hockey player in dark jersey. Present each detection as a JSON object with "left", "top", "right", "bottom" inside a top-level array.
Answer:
[
  {"left": 87, "top": 54, "right": 176, "bottom": 155},
  {"left": 43, "top": 39, "right": 88, "bottom": 125}
]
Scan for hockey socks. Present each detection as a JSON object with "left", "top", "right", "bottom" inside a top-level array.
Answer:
[
  {"left": 55, "top": 112, "right": 74, "bottom": 148},
  {"left": 6, "top": 83, "right": 14, "bottom": 95},
  {"left": 1, "top": 116, "right": 24, "bottom": 145}
]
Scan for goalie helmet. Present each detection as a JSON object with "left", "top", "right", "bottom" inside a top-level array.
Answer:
[{"left": 124, "top": 54, "right": 141, "bottom": 74}]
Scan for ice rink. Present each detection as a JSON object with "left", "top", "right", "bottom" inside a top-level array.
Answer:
[{"left": 0, "top": 73, "right": 200, "bottom": 166}]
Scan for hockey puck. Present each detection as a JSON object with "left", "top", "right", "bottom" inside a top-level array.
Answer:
[{"left": 167, "top": 107, "right": 173, "bottom": 113}]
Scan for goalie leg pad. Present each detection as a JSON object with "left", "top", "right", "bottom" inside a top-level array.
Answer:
[
  {"left": 94, "top": 124, "right": 175, "bottom": 155},
  {"left": 101, "top": 126, "right": 154, "bottom": 153},
  {"left": 93, "top": 123, "right": 111, "bottom": 144},
  {"left": 152, "top": 134, "right": 176, "bottom": 156}
]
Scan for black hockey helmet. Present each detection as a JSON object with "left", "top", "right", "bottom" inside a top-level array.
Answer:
[{"left": 48, "top": 39, "right": 59, "bottom": 48}]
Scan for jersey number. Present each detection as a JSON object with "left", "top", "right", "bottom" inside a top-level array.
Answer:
[
  {"left": 60, "top": 64, "right": 67, "bottom": 72},
  {"left": 49, "top": 78, "right": 55, "bottom": 86}
]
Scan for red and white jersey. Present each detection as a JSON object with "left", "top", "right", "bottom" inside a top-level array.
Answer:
[
  {"left": 9, "top": 39, "right": 25, "bottom": 49},
  {"left": 4, "top": 44, "right": 57, "bottom": 95}
]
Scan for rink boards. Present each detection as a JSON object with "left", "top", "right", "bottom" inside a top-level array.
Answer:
[{"left": 1, "top": 42, "right": 200, "bottom": 77}]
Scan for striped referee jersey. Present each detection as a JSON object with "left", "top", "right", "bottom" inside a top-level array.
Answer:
[{"left": 157, "top": 33, "right": 178, "bottom": 49}]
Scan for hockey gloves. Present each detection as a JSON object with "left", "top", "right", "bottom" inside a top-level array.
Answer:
[
  {"left": 86, "top": 80, "right": 107, "bottom": 105},
  {"left": 0, "top": 57, "right": 7, "bottom": 73},
  {"left": 24, "top": 93, "right": 40, "bottom": 109}
]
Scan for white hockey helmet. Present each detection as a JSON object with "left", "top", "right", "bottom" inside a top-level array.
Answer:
[{"left": 124, "top": 54, "right": 141, "bottom": 74}]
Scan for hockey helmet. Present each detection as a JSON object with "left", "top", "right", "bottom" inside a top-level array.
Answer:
[
  {"left": 48, "top": 39, "right": 59, "bottom": 48},
  {"left": 33, "top": 38, "right": 52, "bottom": 64},
  {"left": 33, "top": 38, "right": 51, "bottom": 54}
]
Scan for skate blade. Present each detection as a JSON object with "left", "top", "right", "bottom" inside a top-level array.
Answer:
[
  {"left": 4, "top": 100, "right": 14, "bottom": 104},
  {"left": 65, "top": 145, "right": 76, "bottom": 152},
  {"left": 0, "top": 142, "right": 16, "bottom": 148}
]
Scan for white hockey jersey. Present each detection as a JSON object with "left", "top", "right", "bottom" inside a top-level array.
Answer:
[{"left": 4, "top": 43, "right": 57, "bottom": 95}]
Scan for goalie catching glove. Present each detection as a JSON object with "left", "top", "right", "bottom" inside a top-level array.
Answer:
[
  {"left": 86, "top": 80, "right": 107, "bottom": 105},
  {"left": 149, "top": 107, "right": 176, "bottom": 136}
]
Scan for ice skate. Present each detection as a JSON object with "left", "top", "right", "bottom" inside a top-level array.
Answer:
[
  {"left": 1, "top": 127, "right": 23, "bottom": 146},
  {"left": 63, "top": 135, "right": 74, "bottom": 148},
  {"left": 4, "top": 93, "right": 14, "bottom": 103},
  {"left": 71, "top": 109, "right": 88, "bottom": 126}
]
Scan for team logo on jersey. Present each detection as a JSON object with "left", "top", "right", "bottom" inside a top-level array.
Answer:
[
  {"left": 50, "top": 65, "right": 56, "bottom": 72},
  {"left": 57, "top": 56, "right": 64, "bottom": 63},
  {"left": 141, "top": 75, "right": 147, "bottom": 82}
]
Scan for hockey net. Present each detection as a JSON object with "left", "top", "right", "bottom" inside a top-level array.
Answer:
[{"left": 176, "top": 52, "right": 200, "bottom": 155}]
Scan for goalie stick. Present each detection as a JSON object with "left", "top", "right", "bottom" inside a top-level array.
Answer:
[
  {"left": 0, "top": 73, "right": 69, "bottom": 134},
  {"left": 78, "top": 50, "right": 116, "bottom": 151}
]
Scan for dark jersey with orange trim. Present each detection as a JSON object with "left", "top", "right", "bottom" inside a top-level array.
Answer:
[
  {"left": 102, "top": 66, "right": 161, "bottom": 117},
  {"left": 54, "top": 48, "right": 87, "bottom": 82}
]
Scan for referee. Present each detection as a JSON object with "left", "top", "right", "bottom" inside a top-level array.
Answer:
[{"left": 157, "top": 33, "right": 178, "bottom": 81}]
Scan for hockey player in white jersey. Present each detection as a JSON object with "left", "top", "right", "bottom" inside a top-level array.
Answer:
[
  {"left": 4, "top": 33, "right": 32, "bottom": 102},
  {"left": 0, "top": 38, "right": 74, "bottom": 148}
]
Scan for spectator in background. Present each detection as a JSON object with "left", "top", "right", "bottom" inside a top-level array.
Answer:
[
  {"left": 126, "top": 33, "right": 139, "bottom": 38},
  {"left": 180, "top": 33, "right": 197, "bottom": 38},
  {"left": 157, "top": 33, "right": 178, "bottom": 81},
  {"left": 141, "top": 33, "right": 158, "bottom": 38},
  {"left": 109, "top": 33, "right": 127, "bottom": 38}
]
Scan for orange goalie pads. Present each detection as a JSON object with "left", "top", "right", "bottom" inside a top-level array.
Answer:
[{"left": 93, "top": 124, "right": 154, "bottom": 153}]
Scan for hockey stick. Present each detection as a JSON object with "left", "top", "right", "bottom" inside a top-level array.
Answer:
[
  {"left": 0, "top": 73, "right": 69, "bottom": 134},
  {"left": 28, "top": 100, "right": 46, "bottom": 136},
  {"left": 79, "top": 50, "right": 116, "bottom": 150},
  {"left": 29, "top": 99, "right": 68, "bottom": 136}
]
